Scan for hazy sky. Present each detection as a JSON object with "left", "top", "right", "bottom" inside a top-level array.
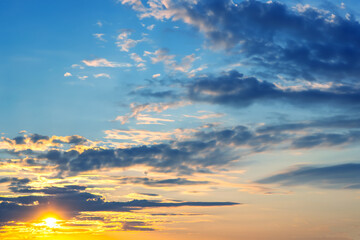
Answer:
[{"left": 1, "top": 0, "right": 360, "bottom": 239}]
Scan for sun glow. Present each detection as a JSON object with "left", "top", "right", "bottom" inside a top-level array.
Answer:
[{"left": 43, "top": 217, "right": 59, "bottom": 228}]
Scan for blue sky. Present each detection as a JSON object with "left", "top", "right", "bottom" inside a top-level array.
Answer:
[{"left": 1, "top": 0, "right": 360, "bottom": 239}]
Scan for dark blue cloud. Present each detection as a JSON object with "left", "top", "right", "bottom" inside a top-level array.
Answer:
[
  {"left": 40, "top": 141, "right": 234, "bottom": 176},
  {"left": 121, "top": 221, "right": 155, "bottom": 231},
  {"left": 158, "top": 0, "right": 360, "bottom": 80},
  {"left": 291, "top": 131, "right": 360, "bottom": 149},
  {"left": 21, "top": 124, "right": 359, "bottom": 175},
  {"left": 13, "top": 136, "right": 26, "bottom": 145},
  {"left": 257, "top": 115, "right": 360, "bottom": 133},
  {"left": 0, "top": 184, "right": 239, "bottom": 225},
  {"left": 52, "top": 135, "right": 87, "bottom": 145},
  {"left": 118, "top": 177, "right": 210, "bottom": 186},
  {"left": 187, "top": 71, "right": 360, "bottom": 107},
  {"left": 30, "top": 134, "right": 49, "bottom": 143},
  {"left": 257, "top": 163, "right": 360, "bottom": 189}
]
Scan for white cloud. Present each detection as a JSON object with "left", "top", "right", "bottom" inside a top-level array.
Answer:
[
  {"left": 345, "top": 13, "right": 351, "bottom": 21},
  {"left": 71, "top": 64, "right": 84, "bottom": 69},
  {"left": 93, "top": 33, "right": 106, "bottom": 41},
  {"left": 147, "top": 24, "right": 155, "bottom": 30},
  {"left": 104, "top": 128, "right": 174, "bottom": 145},
  {"left": 94, "top": 73, "right": 111, "bottom": 78},
  {"left": 78, "top": 76, "right": 88, "bottom": 80},
  {"left": 116, "top": 30, "right": 144, "bottom": 52},
  {"left": 136, "top": 63, "right": 146, "bottom": 70},
  {"left": 96, "top": 20, "right": 103, "bottom": 27},
  {"left": 145, "top": 49, "right": 198, "bottom": 73},
  {"left": 115, "top": 101, "right": 190, "bottom": 124},
  {"left": 64, "top": 72, "right": 72, "bottom": 77},
  {"left": 130, "top": 53, "right": 145, "bottom": 63},
  {"left": 119, "top": 0, "right": 145, "bottom": 12},
  {"left": 145, "top": 48, "right": 175, "bottom": 65},
  {"left": 152, "top": 73, "right": 161, "bottom": 78},
  {"left": 172, "top": 54, "right": 198, "bottom": 73},
  {"left": 135, "top": 113, "right": 174, "bottom": 125},
  {"left": 184, "top": 113, "right": 225, "bottom": 120},
  {"left": 117, "top": 31, "right": 132, "bottom": 40},
  {"left": 82, "top": 58, "right": 132, "bottom": 67}
]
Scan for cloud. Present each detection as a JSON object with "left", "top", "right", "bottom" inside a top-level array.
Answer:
[
  {"left": 37, "top": 139, "right": 233, "bottom": 175},
  {"left": 122, "top": 0, "right": 360, "bottom": 81},
  {"left": 96, "top": 20, "right": 103, "bottom": 27},
  {"left": 187, "top": 70, "right": 360, "bottom": 107},
  {"left": 115, "top": 101, "right": 189, "bottom": 124},
  {"left": 257, "top": 163, "right": 360, "bottom": 189},
  {"left": 78, "top": 76, "right": 88, "bottom": 80},
  {"left": 184, "top": 112, "right": 224, "bottom": 120},
  {"left": 291, "top": 132, "right": 360, "bottom": 149},
  {"left": 257, "top": 115, "right": 360, "bottom": 133},
  {"left": 172, "top": 54, "right": 197, "bottom": 73},
  {"left": 93, "top": 33, "right": 106, "bottom": 41},
  {"left": 3, "top": 119, "right": 360, "bottom": 173},
  {"left": 94, "top": 73, "right": 111, "bottom": 78},
  {"left": 134, "top": 114, "right": 175, "bottom": 125},
  {"left": 152, "top": 73, "right": 161, "bottom": 78},
  {"left": 118, "top": 177, "right": 211, "bottom": 187},
  {"left": 82, "top": 58, "right": 132, "bottom": 68},
  {"left": 135, "top": 89, "right": 178, "bottom": 99},
  {"left": 64, "top": 72, "right": 72, "bottom": 77},
  {"left": 71, "top": 64, "right": 84, "bottom": 69},
  {"left": 116, "top": 30, "right": 144, "bottom": 52},
  {"left": 104, "top": 128, "right": 176, "bottom": 145},
  {"left": 144, "top": 49, "right": 198, "bottom": 73},
  {"left": 0, "top": 183, "right": 239, "bottom": 226},
  {"left": 4, "top": 122, "right": 360, "bottom": 176},
  {"left": 147, "top": 24, "right": 155, "bottom": 30},
  {"left": 0, "top": 133, "right": 92, "bottom": 153},
  {"left": 145, "top": 48, "right": 175, "bottom": 65},
  {"left": 30, "top": 124, "right": 282, "bottom": 176},
  {"left": 130, "top": 53, "right": 145, "bottom": 63}
]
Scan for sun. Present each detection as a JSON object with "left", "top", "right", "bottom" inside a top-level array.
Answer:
[{"left": 43, "top": 217, "right": 59, "bottom": 228}]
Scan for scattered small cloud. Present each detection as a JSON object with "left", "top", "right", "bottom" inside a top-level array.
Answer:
[
  {"left": 147, "top": 24, "right": 155, "bottom": 30},
  {"left": 78, "top": 76, "right": 88, "bottom": 80},
  {"left": 93, "top": 33, "right": 106, "bottom": 41},
  {"left": 71, "top": 64, "right": 84, "bottom": 69},
  {"left": 96, "top": 20, "right": 103, "bottom": 27}
]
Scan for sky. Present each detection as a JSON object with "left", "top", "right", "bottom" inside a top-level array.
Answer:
[{"left": 1, "top": 0, "right": 360, "bottom": 239}]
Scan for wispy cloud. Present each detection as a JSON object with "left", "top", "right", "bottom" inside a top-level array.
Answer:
[
  {"left": 78, "top": 75, "right": 88, "bottom": 80},
  {"left": 94, "top": 73, "right": 111, "bottom": 78},
  {"left": 130, "top": 53, "right": 146, "bottom": 63},
  {"left": 184, "top": 112, "right": 224, "bottom": 120},
  {"left": 82, "top": 58, "right": 132, "bottom": 67},
  {"left": 93, "top": 33, "right": 106, "bottom": 41},
  {"left": 257, "top": 163, "right": 360, "bottom": 189},
  {"left": 152, "top": 73, "right": 161, "bottom": 78},
  {"left": 186, "top": 70, "right": 360, "bottom": 108},
  {"left": 115, "top": 101, "right": 190, "bottom": 124}
]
